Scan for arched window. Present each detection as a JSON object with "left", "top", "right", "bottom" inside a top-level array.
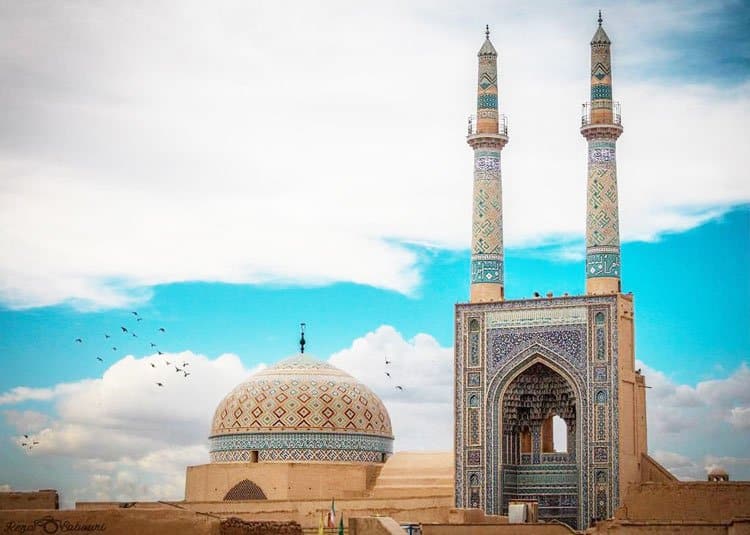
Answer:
[
  {"left": 468, "top": 394, "right": 479, "bottom": 408},
  {"left": 470, "top": 473, "right": 479, "bottom": 486},
  {"left": 223, "top": 479, "right": 267, "bottom": 501},
  {"left": 552, "top": 415, "right": 568, "bottom": 453}
]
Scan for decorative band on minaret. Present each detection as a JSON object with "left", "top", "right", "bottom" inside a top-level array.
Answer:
[
  {"left": 468, "top": 26, "right": 508, "bottom": 303},
  {"left": 581, "top": 13, "right": 623, "bottom": 295}
]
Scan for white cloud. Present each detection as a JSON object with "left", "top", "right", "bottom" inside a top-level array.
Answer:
[
  {"left": 0, "top": 383, "right": 90, "bottom": 405},
  {"left": 0, "top": 1, "right": 747, "bottom": 309},
  {"left": 1, "top": 328, "right": 748, "bottom": 502},
  {"left": 329, "top": 325, "right": 454, "bottom": 450},
  {"left": 0, "top": 350, "right": 259, "bottom": 503},
  {"left": 728, "top": 407, "right": 750, "bottom": 430},
  {"left": 2, "top": 410, "right": 50, "bottom": 432},
  {"left": 641, "top": 360, "right": 750, "bottom": 480}
]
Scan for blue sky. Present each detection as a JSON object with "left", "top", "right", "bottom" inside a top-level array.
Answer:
[
  {"left": 2, "top": 206, "right": 748, "bottom": 389},
  {"left": 0, "top": 0, "right": 748, "bottom": 502}
]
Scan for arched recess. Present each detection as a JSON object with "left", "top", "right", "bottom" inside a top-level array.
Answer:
[
  {"left": 223, "top": 479, "right": 267, "bottom": 500},
  {"left": 486, "top": 346, "right": 587, "bottom": 529},
  {"left": 501, "top": 362, "right": 576, "bottom": 464}
]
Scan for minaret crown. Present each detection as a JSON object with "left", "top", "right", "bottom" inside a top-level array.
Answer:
[
  {"left": 591, "top": 13, "right": 611, "bottom": 45},
  {"left": 478, "top": 26, "right": 497, "bottom": 56}
]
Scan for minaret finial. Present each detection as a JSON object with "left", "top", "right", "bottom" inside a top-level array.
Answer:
[
  {"left": 485, "top": 24, "right": 490, "bottom": 39},
  {"left": 299, "top": 323, "right": 306, "bottom": 354},
  {"left": 598, "top": 10, "right": 602, "bottom": 26}
]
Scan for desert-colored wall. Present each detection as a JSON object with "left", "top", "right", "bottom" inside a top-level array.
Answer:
[
  {"left": 349, "top": 516, "right": 407, "bottom": 535},
  {"left": 185, "top": 462, "right": 381, "bottom": 502},
  {"left": 370, "top": 452, "right": 453, "bottom": 499},
  {"left": 591, "top": 520, "right": 745, "bottom": 534},
  {"left": 616, "top": 482, "right": 750, "bottom": 523},
  {"left": 78, "top": 495, "right": 453, "bottom": 529},
  {"left": 640, "top": 454, "right": 677, "bottom": 483},
  {"left": 0, "top": 508, "right": 220, "bottom": 535},
  {"left": 0, "top": 490, "right": 59, "bottom": 510},
  {"left": 422, "top": 524, "right": 575, "bottom": 535},
  {"left": 616, "top": 293, "right": 648, "bottom": 500}
]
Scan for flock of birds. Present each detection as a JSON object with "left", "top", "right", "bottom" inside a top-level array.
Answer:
[
  {"left": 18, "top": 311, "right": 187, "bottom": 453},
  {"left": 72, "top": 310, "right": 187, "bottom": 388},
  {"left": 384, "top": 354, "right": 405, "bottom": 391},
  {"left": 18, "top": 321, "right": 407, "bottom": 454}
]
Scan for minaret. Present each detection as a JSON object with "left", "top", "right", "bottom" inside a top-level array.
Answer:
[
  {"left": 582, "top": 12, "right": 623, "bottom": 295},
  {"left": 468, "top": 26, "right": 508, "bottom": 303}
]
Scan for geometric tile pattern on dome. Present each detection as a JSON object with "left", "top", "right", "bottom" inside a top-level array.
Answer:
[
  {"left": 455, "top": 295, "right": 621, "bottom": 531},
  {"left": 211, "top": 354, "right": 392, "bottom": 438}
]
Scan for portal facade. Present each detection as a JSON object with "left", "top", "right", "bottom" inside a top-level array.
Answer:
[
  {"left": 454, "top": 295, "right": 647, "bottom": 529},
  {"left": 454, "top": 17, "right": 648, "bottom": 531}
]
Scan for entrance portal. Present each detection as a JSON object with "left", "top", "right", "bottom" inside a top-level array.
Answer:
[{"left": 500, "top": 362, "right": 579, "bottom": 528}]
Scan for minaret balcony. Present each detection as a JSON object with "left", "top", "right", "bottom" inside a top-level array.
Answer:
[
  {"left": 467, "top": 114, "right": 509, "bottom": 149},
  {"left": 468, "top": 113, "right": 508, "bottom": 135},
  {"left": 580, "top": 101, "right": 623, "bottom": 140}
]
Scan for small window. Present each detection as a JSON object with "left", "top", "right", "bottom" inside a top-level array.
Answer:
[{"left": 553, "top": 415, "right": 568, "bottom": 453}]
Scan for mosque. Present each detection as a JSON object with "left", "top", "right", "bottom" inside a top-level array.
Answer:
[{"left": 2, "top": 15, "right": 749, "bottom": 535}]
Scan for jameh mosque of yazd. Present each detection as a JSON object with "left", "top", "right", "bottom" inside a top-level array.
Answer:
[{"left": 1, "top": 14, "right": 748, "bottom": 535}]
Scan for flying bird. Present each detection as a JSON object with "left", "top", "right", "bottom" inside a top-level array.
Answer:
[
  {"left": 131, "top": 311, "right": 139, "bottom": 316},
  {"left": 96, "top": 357, "right": 103, "bottom": 362},
  {"left": 385, "top": 372, "right": 391, "bottom": 378},
  {"left": 104, "top": 334, "right": 111, "bottom": 339},
  {"left": 112, "top": 347, "right": 118, "bottom": 351},
  {"left": 175, "top": 366, "right": 183, "bottom": 373},
  {"left": 385, "top": 355, "right": 391, "bottom": 365},
  {"left": 395, "top": 385, "right": 404, "bottom": 391},
  {"left": 182, "top": 362, "right": 189, "bottom": 367},
  {"left": 75, "top": 338, "right": 83, "bottom": 343},
  {"left": 158, "top": 351, "right": 164, "bottom": 355},
  {"left": 150, "top": 363, "right": 156, "bottom": 368},
  {"left": 165, "top": 360, "right": 171, "bottom": 365},
  {"left": 150, "top": 343, "right": 157, "bottom": 348},
  {"left": 136, "top": 317, "right": 143, "bottom": 322},
  {"left": 131, "top": 333, "right": 137, "bottom": 338},
  {"left": 23, "top": 434, "right": 28, "bottom": 439},
  {"left": 156, "top": 382, "right": 164, "bottom": 387},
  {"left": 158, "top": 327, "right": 166, "bottom": 332},
  {"left": 120, "top": 326, "right": 128, "bottom": 333},
  {"left": 183, "top": 371, "right": 191, "bottom": 378}
]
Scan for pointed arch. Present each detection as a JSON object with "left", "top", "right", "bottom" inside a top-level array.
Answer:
[
  {"left": 223, "top": 479, "right": 267, "bottom": 500},
  {"left": 485, "top": 343, "right": 588, "bottom": 529}
]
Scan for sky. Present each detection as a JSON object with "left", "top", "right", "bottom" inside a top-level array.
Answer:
[{"left": 0, "top": 0, "right": 749, "bottom": 505}]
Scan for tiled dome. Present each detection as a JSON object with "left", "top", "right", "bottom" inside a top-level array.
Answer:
[{"left": 209, "top": 354, "right": 393, "bottom": 464}]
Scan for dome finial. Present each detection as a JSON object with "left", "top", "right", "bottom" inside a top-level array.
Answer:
[
  {"left": 299, "top": 322, "right": 306, "bottom": 354},
  {"left": 598, "top": 9, "right": 603, "bottom": 26},
  {"left": 485, "top": 24, "right": 490, "bottom": 39}
]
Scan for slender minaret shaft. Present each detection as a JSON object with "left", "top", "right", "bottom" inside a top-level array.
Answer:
[
  {"left": 582, "top": 13, "right": 623, "bottom": 295},
  {"left": 468, "top": 26, "right": 508, "bottom": 303}
]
